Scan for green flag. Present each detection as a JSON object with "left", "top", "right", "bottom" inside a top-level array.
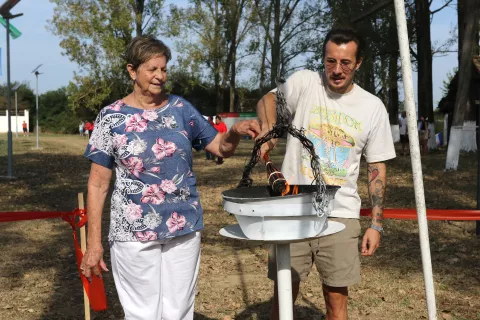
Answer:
[{"left": 0, "top": 17, "right": 21, "bottom": 39}]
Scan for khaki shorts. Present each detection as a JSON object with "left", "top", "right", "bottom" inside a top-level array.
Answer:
[{"left": 267, "top": 217, "right": 361, "bottom": 287}]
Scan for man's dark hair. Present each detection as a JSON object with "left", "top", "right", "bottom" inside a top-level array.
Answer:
[
  {"left": 322, "top": 27, "right": 365, "bottom": 61},
  {"left": 216, "top": 115, "right": 222, "bottom": 120}
]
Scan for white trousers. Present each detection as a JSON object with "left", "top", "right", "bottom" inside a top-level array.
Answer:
[{"left": 110, "top": 232, "right": 201, "bottom": 320}]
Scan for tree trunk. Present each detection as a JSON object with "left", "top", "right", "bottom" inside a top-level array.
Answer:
[
  {"left": 229, "top": 34, "right": 237, "bottom": 112},
  {"left": 415, "top": 0, "right": 434, "bottom": 123},
  {"left": 228, "top": 1, "right": 242, "bottom": 112},
  {"left": 388, "top": 51, "right": 399, "bottom": 124},
  {"left": 134, "top": 0, "right": 145, "bottom": 36},
  {"left": 259, "top": 31, "right": 269, "bottom": 91},
  {"left": 361, "top": 58, "right": 375, "bottom": 94},
  {"left": 214, "top": 0, "right": 223, "bottom": 113},
  {"left": 255, "top": 0, "right": 273, "bottom": 91},
  {"left": 270, "top": 0, "right": 281, "bottom": 88},
  {"left": 446, "top": 0, "right": 479, "bottom": 170}
]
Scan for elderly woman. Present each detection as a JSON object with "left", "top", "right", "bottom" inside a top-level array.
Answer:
[{"left": 80, "top": 35, "right": 260, "bottom": 320}]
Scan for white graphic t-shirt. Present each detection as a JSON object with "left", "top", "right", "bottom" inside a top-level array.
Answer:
[{"left": 278, "top": 70, "right": 396, "bottom": 219}]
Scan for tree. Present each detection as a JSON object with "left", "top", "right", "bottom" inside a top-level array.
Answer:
[
  {"left": 166, "top": 0, "right": 228, "bottom": 113},
  {"left": 166, "top": 66, "right": 217, "bottom": 115},
  {"left": 224, "top": 0, "right": 255, "bottom": 111},
  {"left": 446, "top": 0, "right": 480, "bottom": 170},
  {"left": 48, "top": 0, "right": 165, "bottom": 113},
  {"left": 251, "top": 1, "right": 274, "bottom": 91},
  {"left": 253, "top": 0, "right": 327, "bottom": 88},
  {"left": 0, "top": 82, "right": 35, "bottom": 110},
  {"left": 166, "top": 0, "right": 257, "bottom": 113},
  {"left": 387, "top": 22, "right": 400, "bottom": 127},
  {"left": 414, "top": 0, "right": 434, "bottom": 122},
  {"left": 39, "top": 88, "right": 79, "bottom": 133},
  {"left": 324, "top": 0, "right": 396, "bottom": 94},
  {"left": 413, "top": 0, "right": 455, "bottom": 149}
]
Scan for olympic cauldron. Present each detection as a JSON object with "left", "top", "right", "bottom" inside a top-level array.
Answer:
[
  {"left": 221, "top": 84, "right": 342, "bottom": 241},
  {"left": 222, "top": 184, "right": 340, "bottom": 241}
]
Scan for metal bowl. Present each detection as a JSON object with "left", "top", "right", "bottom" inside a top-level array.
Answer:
[
  {"left": 221, "top": 185, "right": 341, "bottom": 240},
  {"left": 222, "top": 185, "right": 340, "bottom": 204}
]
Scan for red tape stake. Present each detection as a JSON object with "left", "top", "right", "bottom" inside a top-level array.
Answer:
[
  {"left": 0, "top": 211, "right": 68, "bottom": 222},
  {"left": 360, "top": 208, "right": 480, "bottom": 220},
  {"left": 2, "top": 207, "right": 480, "bottom": 312},
  {"left": 0, "top": 209, "right": 107, "bottom": 312}
]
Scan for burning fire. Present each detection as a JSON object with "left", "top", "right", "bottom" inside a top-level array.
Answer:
[
  {"left": 264, "top": 154, "right": 300, "bottom": 196},
  {"left": 280, "top": 182, "right": 290, "bottom": 196},
  {"left": 281, "top": 183, "right": 299, "bottom": 196},
  {"left": 291, "top": 185, "right": 299, "bottom": 195}
]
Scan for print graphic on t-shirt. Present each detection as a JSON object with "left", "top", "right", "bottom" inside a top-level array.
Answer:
[{"left": 300, "top": 106, "right": 360, "bottom": 186}]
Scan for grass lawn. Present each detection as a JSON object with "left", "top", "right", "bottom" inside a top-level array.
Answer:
[{"left": 0, "top": 133, "right": 479, "bottom": 320}]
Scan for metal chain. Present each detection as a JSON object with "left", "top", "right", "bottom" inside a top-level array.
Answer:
[{"left": 237, "top": 81, "right": 329, "bottom": 216}]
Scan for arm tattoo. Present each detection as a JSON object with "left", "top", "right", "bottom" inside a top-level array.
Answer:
[{"left": 367, "top": 162, "right": 386, "bottom": 226}]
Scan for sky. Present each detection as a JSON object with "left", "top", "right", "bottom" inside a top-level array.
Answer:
[{"left": 0, "top": 0, "right": 458, "bottom": 107}]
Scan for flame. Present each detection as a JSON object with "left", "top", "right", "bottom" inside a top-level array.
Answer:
[
  {"left": 280, "top": 181, "right": 291, "bottom": 196},
  {"left": 279, "top": 183, "right": 299, "bottom": 196},
  {"left": 292, "top": 185, "right": 299, "bottom": 195}
]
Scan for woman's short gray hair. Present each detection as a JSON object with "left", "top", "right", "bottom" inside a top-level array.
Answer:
[{"left": 126, "top": 35, "right": 172, "bottom": 70}]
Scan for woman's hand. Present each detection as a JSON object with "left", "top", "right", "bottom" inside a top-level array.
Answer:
[
  {"left": 80, "top": 243, "right": 109, "bottom": 281},
  {"left": 231, "top": 120, "right": 261, "bottom": 138},
  {"left": 207, "top": 120, "right": 261, "bottom": 158}
]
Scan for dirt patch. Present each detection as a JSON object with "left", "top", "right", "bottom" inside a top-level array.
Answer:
[{"left": 0, "top": 134, "right": 479, "bottom": 319}]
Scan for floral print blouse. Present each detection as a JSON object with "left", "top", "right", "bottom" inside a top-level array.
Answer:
[{"left": 84, "top": 95, "right": 218, "bottom": 242}]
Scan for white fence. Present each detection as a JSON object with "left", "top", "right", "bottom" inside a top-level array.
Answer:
[{"left": 0, "top": 109, "right": 29, "bottom": 133}]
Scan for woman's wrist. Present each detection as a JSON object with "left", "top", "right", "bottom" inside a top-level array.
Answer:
[
  {"left": 230, "top": 123, "right": 241, "bottom": 137},
  {"left": 87, "top": 232, "right": 102, "bottom": 247}
]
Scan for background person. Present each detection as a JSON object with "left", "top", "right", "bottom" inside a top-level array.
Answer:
[
  {"left": 84, "top": 120, "right": 93, "bottom": 139},
  {"left": 22, "top": 121, "right": 29, "bottom": 137},
  {"left": 213, "top": 115, "right": 228, "bottom": 165},
  {"left": 256, "top": 27, "right": 396, "bottom": 320},
  {"left": 418, "top": 116, "right": 429, "bottom": 156},
  {"left": 81, "top": 35, "right": 260, "bottom": 320},
  {"left": 79, "top": 121, "right": 85, "bottom": 136},
  {"left": 205, "top": 116, "right": 216, "bottom": 161},
  {"left": 400, "top": 111, "right": 409, "bottom": 155}
]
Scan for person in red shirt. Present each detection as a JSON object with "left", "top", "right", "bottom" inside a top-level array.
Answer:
[
  {"left": 213, "top": 115, "right": 228, "bottom": 165},
  {"left": 84, "top": 121, "right": 94, "bottom": 139},
  {"left": 205, "top": 116, "right": 216, "bottom": 161},
  {"left": 22, "top": 121, "right": 29, "bottom": 137}
]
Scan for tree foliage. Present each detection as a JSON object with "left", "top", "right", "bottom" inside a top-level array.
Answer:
[
  {"left": 48, "top": 0, "right": 165, "bottom": 113},
  {"left": 44, "top": 0, "right": 467, "bottom": 133},
  {"left": 38, "top": 87, "right": 80, "bottom": 134},
  {"left": 0, "top": 82, "right": 35, "bottom": 111},
  {"left": 252, "top": 0, "right": 328, "bottom": 88},
  {"left": 165, "top": 0, "right": 256, "bottom": 112},
  {"left": 166, "top": 0, "right": 227, "bottom": 113}
]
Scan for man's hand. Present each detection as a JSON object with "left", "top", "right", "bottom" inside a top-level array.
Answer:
[
  {"left": 361, "top": 228, "right": 381, "bottom": 256},
  {"left": 256, "top": 92, "right": 277, "bottom": 161},
  {"left": 257, "top": 125, "right": 277, "bottom": 161}
]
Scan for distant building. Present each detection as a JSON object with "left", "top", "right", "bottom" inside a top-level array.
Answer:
[{"left": 0, "top": 109, "right": 29, "bottom": 133}]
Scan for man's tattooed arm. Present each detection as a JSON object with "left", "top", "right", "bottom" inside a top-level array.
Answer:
[{"left": 367, "top": 162, "right": 387, "bottom": 227}]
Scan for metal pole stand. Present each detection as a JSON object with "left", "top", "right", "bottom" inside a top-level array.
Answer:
[
  {"left": 219, "top": 222, "right": 345, "bottom": 320},
  {"left": 276, "top": 243, "right": 293, "bottom": 320}
]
